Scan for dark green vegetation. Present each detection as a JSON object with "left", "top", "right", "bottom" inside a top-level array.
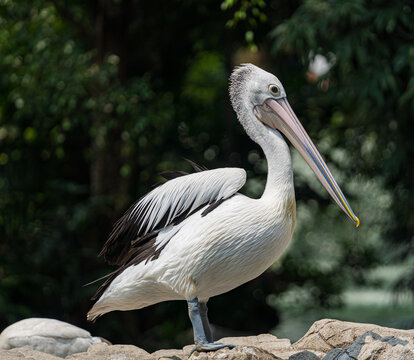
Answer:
[{"left": 0, "top": 0, "right": 413, "bottom": 351}]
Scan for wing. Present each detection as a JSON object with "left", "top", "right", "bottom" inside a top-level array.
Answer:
[{"left": 99, "top": 165, "right": 246, "bottom": 266}]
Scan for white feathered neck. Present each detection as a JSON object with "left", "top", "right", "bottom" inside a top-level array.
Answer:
[{"left": 229, "top": 65, "right": 294, "bottom": 199}]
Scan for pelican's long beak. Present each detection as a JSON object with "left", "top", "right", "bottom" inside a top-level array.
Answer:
[{"left": 255, "top": 97, "right": 360, "bottom": 227}]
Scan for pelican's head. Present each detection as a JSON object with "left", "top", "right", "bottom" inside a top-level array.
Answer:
[{"left": 229, "top": 64, "right": 359, "bottom": 227}]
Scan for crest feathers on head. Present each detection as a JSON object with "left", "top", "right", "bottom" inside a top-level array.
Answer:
[{"left": 229, "top": 64, "right": 255, "bottom": 113}]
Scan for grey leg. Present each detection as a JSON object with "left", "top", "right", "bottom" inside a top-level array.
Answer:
[
  {"left": 198, "top": 302, "right": 213, "bottom": 343},
  {"left": 187, "top": 298, "right": 236, "bottom": 353},
  {"left": 188, "top": 298, "right": 207, "bottom": 345}
]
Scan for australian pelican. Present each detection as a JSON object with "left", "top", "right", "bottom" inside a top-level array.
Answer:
[{"left": 88, "top": 64, "right": 359, "bottom": 352}]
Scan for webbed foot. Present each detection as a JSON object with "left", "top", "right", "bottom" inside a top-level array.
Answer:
[{"left": 190, "top": 342, "right": 237, "bottom": 354}]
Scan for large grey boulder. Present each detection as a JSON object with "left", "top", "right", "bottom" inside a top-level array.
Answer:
[{"left": 0, "top": 318, "right": 103, "bottom": 358}]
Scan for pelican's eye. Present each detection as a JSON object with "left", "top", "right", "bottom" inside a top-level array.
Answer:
[{"left": 268, "top": 84, "right": 280, "bottom": 97}]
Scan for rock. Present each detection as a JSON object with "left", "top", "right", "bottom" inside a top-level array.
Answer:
[
  {"left": 181, "top": 334, "right": 297, "bottom": 359},
  {"left": 181, "top": 334, "right": 325, "bottom": 360},
  {"left": 152, "top": 348, "right": 187, "bottom": 359},
  {"left": 288, "top": 350, "right": 320, "bottom": 360},
  {"left": 323, "top": 330, "right": 414, "bottom": 360},
  {"left": 0, "top": 346, "right": 62, "bottom": 359},
  {"left": 66, "top": 342, "right": 151, "bottom": 359},
  {"left": 293, "top": 318, "right": 414, "bottom": 354},
  {"left": 0, "top": 318, "right": 103, "bottom": 358},
  {"left": 3, "top": 318, "right": 414, "bottom": 359},
  {"left": 214, "top": 335, "right": 324, "bottom": 359},
  {"left": 189, "top": 346, "right": 282, "bottom": 360},
  {"left": 218, "top": 334, "right": 292, "bottom": 353}
]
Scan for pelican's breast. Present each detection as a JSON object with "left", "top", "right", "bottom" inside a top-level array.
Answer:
[{"left": 156, "top": 192, "right": 296, "bottom": 300}]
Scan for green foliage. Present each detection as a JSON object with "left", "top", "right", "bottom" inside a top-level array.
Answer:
[
  {"left": 221, "top": 0, "right": 267, "bottom": 51},
  {"left": 182, "top": 52, "right": 227, "bottom": 106},
  {"left": 270, "top": 0, "right": 414, "bottom": 292},
  {"left": 0, "top": 0, "right": 172, "bottom": 335}
]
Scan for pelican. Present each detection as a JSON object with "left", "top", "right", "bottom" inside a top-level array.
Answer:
[{"left": 87, "top": 64, "right": 359, "bottom": 352}]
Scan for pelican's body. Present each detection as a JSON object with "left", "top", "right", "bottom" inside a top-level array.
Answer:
[
  {"left": 88, "top": 64, "right": 359, "bottom": 352},
  {"left": 88, "top": 127, "right": 295, "bottom": 317},
  {"left": 93, "top": 193, "right": 292, "bottom": 312}
]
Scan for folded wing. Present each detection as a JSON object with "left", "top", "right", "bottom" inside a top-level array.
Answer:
[{"left": 99, "top": 166, "right": 247, "bottom": 266}]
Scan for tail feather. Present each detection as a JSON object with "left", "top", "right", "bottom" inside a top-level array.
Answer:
[{"left": 87, "top": 302, "right": 110, "bottom": 322}]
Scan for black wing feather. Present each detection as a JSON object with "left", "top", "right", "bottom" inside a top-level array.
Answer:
[{"left": 99, "top": 160, "right": 208, "bottom": 266}]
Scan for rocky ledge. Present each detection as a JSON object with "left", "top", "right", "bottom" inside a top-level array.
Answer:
[{"left": 1, "top": 319, "right": 414, "bottom": 360}]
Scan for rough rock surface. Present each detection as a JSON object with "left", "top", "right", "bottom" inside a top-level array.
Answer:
[
  {"left": 322, "top": 330, "right": 414, "bottom": 360},
  {"left": 0, "top": 346, "right": 63, "bottom": 360},
  {"left": 293, "top": 318, "right": 414, "bottom": 354},
  {"left": 190, "top": 346, "right": 281, "bottom": 360},
  {"left": 0, "top": 318, "right": 103, "bottom": 358},
  {"left": 66, "top": 343, "right": 150, "bottom": 359},
  {"left": 182, "top": 334, "right": 296, "bottom": 359},
  {"left": 1, "top": 319, "right": 413, "bottom": 360},
  {"left": 151, "top": 348, "right": 187, "bottom": 359}
]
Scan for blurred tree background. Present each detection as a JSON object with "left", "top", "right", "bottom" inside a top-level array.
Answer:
[{"left": 0, "top": 0, "right": 413, "bottom": 351}]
